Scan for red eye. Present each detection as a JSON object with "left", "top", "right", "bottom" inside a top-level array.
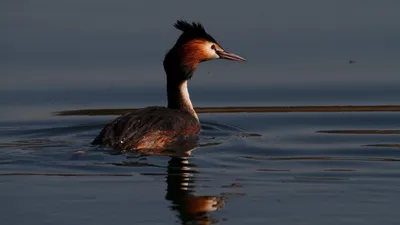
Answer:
[{"left": 211, "top": 44, "right": 216, "bottom": 50}]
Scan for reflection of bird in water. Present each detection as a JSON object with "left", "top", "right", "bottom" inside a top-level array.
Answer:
[
  {"left": 110, "top": 139, "right": 226, "bottom": 225},
  {"left": 166, "top": 156, "right": 224, "bottom": 225},
  {"left": 92, "top": 20, "right": 245, "bottom": 151}
]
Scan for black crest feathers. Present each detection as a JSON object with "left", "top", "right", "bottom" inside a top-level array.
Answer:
[
  {"left": 174, "top": 20, "right": 205, "bottom": 33},
  {"left": 173, "top": 20, "right": 217, "bottom": 43}
]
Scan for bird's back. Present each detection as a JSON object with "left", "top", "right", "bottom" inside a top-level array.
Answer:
[{"left": 92, "top": 106, "right": 200, "bottom": 151}]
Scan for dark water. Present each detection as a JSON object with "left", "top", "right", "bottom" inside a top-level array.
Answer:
[
  {"left": 2, "top": 1, "right": 400, "bottom": 225},
  {"left": 2, "top": 86, "right": 400, "bottom": 225}
]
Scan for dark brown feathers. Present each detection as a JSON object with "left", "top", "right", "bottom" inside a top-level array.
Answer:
[
  {"left": 92, "top": 106, "right": 200, "bottom": 151},
  {"left": 173, "top": 20, "right": 217, "bottom": 44}
]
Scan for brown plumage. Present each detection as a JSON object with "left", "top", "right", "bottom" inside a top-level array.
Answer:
[
  {"left": 92, "top": 107, "right": 200, "bottom": 150},
  {"left": 92, "top": 20, "right": 245, "bottom": 151}
]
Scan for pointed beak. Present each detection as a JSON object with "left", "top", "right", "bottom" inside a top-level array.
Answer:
[{"left": 216, "top": 50, "right": 246, "bottom": 62}]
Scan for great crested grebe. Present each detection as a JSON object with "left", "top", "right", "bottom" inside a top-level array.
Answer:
[{"left": 92, "top": 20, "right": 245, "bottom": 150}]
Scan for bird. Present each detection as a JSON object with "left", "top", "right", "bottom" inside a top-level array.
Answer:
[{"left": 92, "top": 20, "right": 246, "bottom": 151}]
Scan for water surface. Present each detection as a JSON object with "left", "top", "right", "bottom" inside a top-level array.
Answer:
[{"left": 2, "top": 85, "right": 400, "bottom": 225}]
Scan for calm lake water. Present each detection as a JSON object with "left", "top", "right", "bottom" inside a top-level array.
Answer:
[{"left": 2, "top": 1, "right": 400, "bottom": 225}]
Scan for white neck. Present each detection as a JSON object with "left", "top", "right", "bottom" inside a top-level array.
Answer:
[{"left": 167, "top": 80, "right": 198, "bottom": 120}]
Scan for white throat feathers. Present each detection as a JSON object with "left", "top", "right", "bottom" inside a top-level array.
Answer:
[{"left": 167, "top": 80, "right": 198, "bottom": 120}]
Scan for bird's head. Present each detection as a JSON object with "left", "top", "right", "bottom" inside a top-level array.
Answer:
[{"left": 164, "top": 20, "right": 245, "bottom": 80}]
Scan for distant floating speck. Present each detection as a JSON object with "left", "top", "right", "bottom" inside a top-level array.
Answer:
[{"left": 349, "top": 60, "right": 356, "bottom": 64}]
